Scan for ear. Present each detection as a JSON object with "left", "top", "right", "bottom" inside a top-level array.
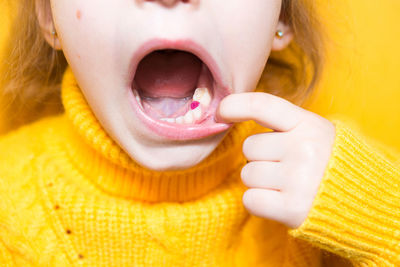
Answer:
[
  {"left": 271, "top": 20, "right": 293, "bottom": 51},
  {"left": 35, "top": 0, "right": 62, "bottom": 50}
]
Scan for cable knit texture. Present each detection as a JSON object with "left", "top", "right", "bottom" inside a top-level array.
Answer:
[{"left": 0, "top": 67, "right": 398, "bottom": 266}]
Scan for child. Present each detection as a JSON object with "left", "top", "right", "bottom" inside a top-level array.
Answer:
[{"left": 0, "top": 0, "right": 398, "bottom": 266}]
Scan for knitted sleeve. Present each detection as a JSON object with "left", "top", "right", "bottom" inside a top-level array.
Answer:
[{"left": 288, "top": 117, "right": 400, "bottom": 267}]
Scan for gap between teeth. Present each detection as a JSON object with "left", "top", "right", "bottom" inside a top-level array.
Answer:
[
  {"left": 164, "top": 87, "right": 211, "bottom": 124},
  {"left": 135, "top": 87, "right": 212, "bottom": 124}
]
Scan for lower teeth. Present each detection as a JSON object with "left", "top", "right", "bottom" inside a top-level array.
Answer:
[{"left": 135, "top": 87, "right": 212, "bottom": 124}]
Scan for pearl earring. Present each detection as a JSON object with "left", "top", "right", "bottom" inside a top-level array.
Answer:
[
  {"left": 275, "top": 30, "right": 284, "bottom": 39},
  {"left": 51, "top": 29, "right": 57, "bottom": 37}
]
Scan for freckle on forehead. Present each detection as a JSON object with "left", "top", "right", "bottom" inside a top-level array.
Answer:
[{"left": 76, "top": 10, "right": 82, "bottom": 20}]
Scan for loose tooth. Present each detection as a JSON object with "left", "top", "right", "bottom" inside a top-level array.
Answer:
[
  {"left": 193, "top": 88, "right": 206, "bottom": 101},
  {"left": 183, "top": 110, "right": 195, "bottom": 124},
  {"left": 176, "top": 116, "right": 184, "bottom": 124},
  {"left": 193, "top": 87, "right": 211, "bottom": 107},
  {"left": 200, "top": 89, "right": 211, "bottom": 107},
  {"left": 192, "top": 106, "right": 202, "bottom": 120}
]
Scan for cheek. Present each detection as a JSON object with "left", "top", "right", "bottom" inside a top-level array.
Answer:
[
  {"left": 52, "top": 2, "right": 85, "bottom": 59},
  {"left": 53, "top": 2, "right": 119, "bottom": 79},
  {"left": 53, "top": 1, "right": 116, "bottom": 58},
  {"left": 215, "top": 0, "right": 281, "bottom": 93}
]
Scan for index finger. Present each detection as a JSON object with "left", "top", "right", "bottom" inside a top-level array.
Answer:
[{"left": 216, "top": 92, "right": 306, "bottom": 132}]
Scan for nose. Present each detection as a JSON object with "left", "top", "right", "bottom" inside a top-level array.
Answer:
[{"left": 145, "top": 0, "right": 190, "bottom": 7}]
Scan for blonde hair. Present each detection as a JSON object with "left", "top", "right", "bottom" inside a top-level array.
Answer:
[{"left": 0, "top": 0, "right": 324, "bottom": 133}]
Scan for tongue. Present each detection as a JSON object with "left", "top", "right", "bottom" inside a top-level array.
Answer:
[{"left": 135, "top": 50, "right": 202, "bottom": 98}]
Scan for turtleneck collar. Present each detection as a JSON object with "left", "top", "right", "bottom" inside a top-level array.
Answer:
[{"left": 60, "top": 67, "right": 258, "bottom": 202}]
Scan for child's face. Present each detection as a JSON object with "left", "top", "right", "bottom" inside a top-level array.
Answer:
[{"left": 45, "top": 0, "right": 291, "bottom": 170}]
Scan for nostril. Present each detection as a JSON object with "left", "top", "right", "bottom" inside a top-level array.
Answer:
[{"left": 145, "top": 0, "right": 190, "bottom": 5}]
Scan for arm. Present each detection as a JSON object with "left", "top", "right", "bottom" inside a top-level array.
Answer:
[{"left": 289, "top": 117, "right": 400, "bottom": 266}]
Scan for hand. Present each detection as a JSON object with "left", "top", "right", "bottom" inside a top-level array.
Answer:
[{"left": 216, "top": 92, "right": 336, "bottom": 229}]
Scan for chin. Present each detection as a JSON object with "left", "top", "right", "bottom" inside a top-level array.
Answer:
[
  {"left": 128, "top": 149, "right": 207, "bottom": 172},
  {"left": 124, "top": 130, "right": 228, "bottom": 171},
  {"left": 138, "top": 159, "right": 202, "bottom": 172}
]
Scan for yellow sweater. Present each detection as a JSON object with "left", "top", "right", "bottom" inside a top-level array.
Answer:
[{"left": 0, "top": 67, "right": 400, "bottom": 266}]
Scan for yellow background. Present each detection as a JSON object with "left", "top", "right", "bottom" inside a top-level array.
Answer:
[
  {"left": 0, "top": 2, "right": 12, "bottom": 60},
  {"left": 1, "top": 1, "right": 400, "bottom": 150},
  {"left": 306, "top": 1, "right": 400, "bottom": 151}
]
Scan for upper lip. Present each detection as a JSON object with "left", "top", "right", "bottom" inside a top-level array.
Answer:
[{"left": 127, "top": 38, "right": 230, "bottom": 95}]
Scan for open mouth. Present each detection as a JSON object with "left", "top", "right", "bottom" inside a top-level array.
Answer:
[
  {"left": 128, "top": 42, "right": 231, "bottom": 140},
  {"left": 133, "top": 49, "right": 214, "bottom": 124}
]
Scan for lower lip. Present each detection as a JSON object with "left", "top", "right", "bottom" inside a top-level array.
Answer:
[{"left": 127, "top": 88, "right": 232, "bottom": 140}]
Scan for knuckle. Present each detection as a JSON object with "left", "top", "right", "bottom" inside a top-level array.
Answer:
[
  {"left": 285, "top": 192, "right": 310, "bottom": 215},
  {"left": 299, "top": 116, "right": 335, "bottom": 139},
  {"left": 297, "top": 140, "right": 320, "bottom": 160},
  {"left": 285, "top": 197, "right": 307, "bottom": 218}
]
